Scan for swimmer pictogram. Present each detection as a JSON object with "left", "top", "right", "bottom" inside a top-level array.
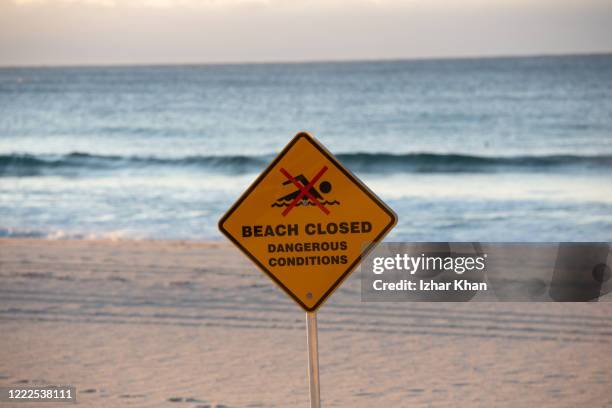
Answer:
[{"left": 273, "top": 166, "right": 340, "bottom": 216}]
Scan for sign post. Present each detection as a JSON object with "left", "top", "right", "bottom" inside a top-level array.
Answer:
[
  {"left": 306, "top": 312, "right": 320, "bottom": 408},
  {"left": 219, "top": 132, "right": 397, "bottom": 405}
]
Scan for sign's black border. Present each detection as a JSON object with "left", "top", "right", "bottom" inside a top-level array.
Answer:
[{"left": 218, "top": 132, "right": 398, "bottom": 312}]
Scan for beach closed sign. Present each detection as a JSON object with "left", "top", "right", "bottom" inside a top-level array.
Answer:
[{"left": 219, "top": 132, "right": 397, "bottom": 311}]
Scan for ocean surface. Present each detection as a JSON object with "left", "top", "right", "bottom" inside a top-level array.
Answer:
[{"left": 1, "top": 54, "right": 611, "bottom": 241}]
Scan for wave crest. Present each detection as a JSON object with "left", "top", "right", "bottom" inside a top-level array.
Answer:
[{"left": 1, "top": 151, "right": 611, "bottom": 177}]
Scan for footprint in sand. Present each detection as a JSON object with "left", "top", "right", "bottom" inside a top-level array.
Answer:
[
  {"left": 195, "top": 405, "right": 229, "bottom": 408},
  {"left": 119, "top": 394, "right": 145, "bottom": 399},
  {"left": 168, "top": 397, "right": 183, "bottom": 402},
  {"left": 167, "top": 397, "right": 228, "bottom": 408}
]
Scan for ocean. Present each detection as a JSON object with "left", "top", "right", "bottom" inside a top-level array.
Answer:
[{"left": 1, "top": 54, "right": 611, "bottom": 241}]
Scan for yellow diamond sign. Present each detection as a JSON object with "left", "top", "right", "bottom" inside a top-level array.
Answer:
[{"left": 218, "top": 132, "right": 397, "bottom": 311}]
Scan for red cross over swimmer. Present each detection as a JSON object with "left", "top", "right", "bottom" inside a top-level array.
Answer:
[{"left": 277, "top": 166, "right": 332, "bottom": 216}]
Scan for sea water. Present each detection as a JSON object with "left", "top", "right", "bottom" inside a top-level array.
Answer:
[{"left": 1, "top": 54, "right": 611, "bottom": 241}]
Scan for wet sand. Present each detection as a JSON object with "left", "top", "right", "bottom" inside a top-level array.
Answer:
[{"left": 0, "top": 239, "right": 610, "bottom": 407}]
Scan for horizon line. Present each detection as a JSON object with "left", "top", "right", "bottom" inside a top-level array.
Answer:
[{"left": 1, "top": 50, "right": 611, "bottom": 70}]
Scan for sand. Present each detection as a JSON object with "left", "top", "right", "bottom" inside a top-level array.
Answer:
[{"left": 0, "top": 238, "right": 611, "bottom": 407}]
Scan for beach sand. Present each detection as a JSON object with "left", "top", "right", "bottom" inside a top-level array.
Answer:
[{"left": 0, "top": 238, "right": 610, "bottom": 407}]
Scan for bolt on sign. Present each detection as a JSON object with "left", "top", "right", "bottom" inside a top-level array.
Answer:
[{"left": 219, "top": 132, "right": 397, "bottom": 312}]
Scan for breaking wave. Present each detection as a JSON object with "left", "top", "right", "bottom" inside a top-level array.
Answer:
[{"left": 2, "top": 151, "right": 612, "bottom": 177}]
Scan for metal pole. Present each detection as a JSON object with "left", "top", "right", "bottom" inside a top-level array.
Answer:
[{"left": 306, "top": 311, "right": 321, "bottom": 408}]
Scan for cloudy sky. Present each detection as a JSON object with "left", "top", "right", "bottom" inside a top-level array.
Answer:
[{"left": 1, "top": 0, "right": 611, "bottom": 66}]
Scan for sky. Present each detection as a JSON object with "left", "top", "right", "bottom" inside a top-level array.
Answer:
[{"left": 0, "top": 0, "right": 611, "bottom": 66}]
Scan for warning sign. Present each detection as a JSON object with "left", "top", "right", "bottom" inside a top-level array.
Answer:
[{"left": 218, "top": 132, "right": 397, "bottom": 311}]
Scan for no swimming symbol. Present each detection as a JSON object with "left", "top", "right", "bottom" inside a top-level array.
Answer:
[{"left": 272, "top": 166, "right": 340, "bottom": 216}]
